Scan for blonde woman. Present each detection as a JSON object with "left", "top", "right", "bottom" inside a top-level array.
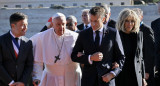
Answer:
[{"left": 115, "top": 8, "right": 147, "bottom": 86}]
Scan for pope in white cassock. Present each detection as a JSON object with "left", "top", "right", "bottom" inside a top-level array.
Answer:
[{"left": 30, "top": 12, "right": 81, "bottom": 86}]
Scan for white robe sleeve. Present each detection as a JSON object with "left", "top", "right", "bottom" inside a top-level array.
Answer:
[{"left": 32, "top": 62, "right": 43, "bottom": 81}]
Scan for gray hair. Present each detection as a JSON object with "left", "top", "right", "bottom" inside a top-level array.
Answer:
[
  {"left": 81, "top": 9, "right": 90, "bottom": 14},
  {"left": 66, "top": 15, "right": 77, "bottom": 23},
  {"left": 100, "top": 4, "right": 111, "bottom": 14},
  {"left": 116, "top": 8, "right": 140, "bottom": 33},
  {"left": 132, "top": 8, "right": 143, "bottom": 17},
  {"left": 52, "top": 12, "right": 66, "bottom": 22}
]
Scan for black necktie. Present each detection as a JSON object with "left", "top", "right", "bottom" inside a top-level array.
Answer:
[
  {"left": 15, "top": 38, "right": 18, "bottom": 43},
  {"left": 85, "top": 25, "right": 88, "bottom": 29},
  {"left": 95, "top": 30, "right": 100, "bottom": 50}
]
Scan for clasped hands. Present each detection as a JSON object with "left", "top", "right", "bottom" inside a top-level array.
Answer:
[
  {"left": 77, "top": 52, "right": 119, "bottom": 83},
  {"left": 77, "top": 52, "right": 103, "bottom": 61},
  {"left": 90, "top": 52, "right": 103, "bottom": 61}
]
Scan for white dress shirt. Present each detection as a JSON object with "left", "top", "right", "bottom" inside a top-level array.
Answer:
[{"left": 83, "top": 23, "right": 91, "bottom": 29}]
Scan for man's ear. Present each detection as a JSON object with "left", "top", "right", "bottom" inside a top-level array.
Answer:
[
  {"left": 141, "top": 16, "right": 143, "bottom": 21},
  {"left": 75, "top": 22, "right": 77, "bottom": 26},
  {"left": 105, "top": 14, "right": 107, "bottom": 18},
  {"left": 102, "top": 17, "right": 106, "bottom": 22},
  {"left": 11, "top": 23, "right": 15, "bottom": 29}
]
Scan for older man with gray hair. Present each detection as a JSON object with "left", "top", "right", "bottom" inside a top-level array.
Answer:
[
  {"left": 133, "top": 8, "right": 155, "bottom": 86},
  {"left": 77, "top": 9, "right": 91, "bottom": 31},
  {"left": 66, "top": 15, "right": 79, "bottom": 32},
  {"left": 100, "top": 4, "right": 116, "bottom": 28},
  {"left": 151, "top": 2, "right": 160, "bottom": 86},
  {"left": 31, "top": 12, "right": 81, "bottom": 86}
]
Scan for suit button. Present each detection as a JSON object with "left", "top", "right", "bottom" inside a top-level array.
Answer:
[
  {"left": 137, "top": 61, "right": 139, "bottom": 63},
  {"left": 139, "top": 71, "right": 141, "bottom": 73}
]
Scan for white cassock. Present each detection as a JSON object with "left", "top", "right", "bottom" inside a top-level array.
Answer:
[{"left": 30, "top": 28, "right": 81, "bottom": 86}]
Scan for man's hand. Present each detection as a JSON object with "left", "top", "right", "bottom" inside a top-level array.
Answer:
[
  {"left": 10, "top": 82, "right": 24, "bottom": 86},
  {"left": 33, "top": 79, "right": 40, "bottom": 86},
  {"left": 145, "top": 73, "right": 149, "bottom": 80},
  {"left": 77, "top": 52, "right": 84, "bottom": 57},
  {"left": 102, "top": 73, "right": 115, "bottom": 83},
  {"left": 112, "top": 62, "right": 119, "bottom": 69},
  {"left": 143, "top": 78, "right": 147, "bottom": 86},
  {"left": 90, "top": 52, "right": 103, "bottom": 61}
]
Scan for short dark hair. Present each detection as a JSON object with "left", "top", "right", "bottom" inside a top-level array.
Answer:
[
  {"left": 10, "top": 12, "right": 28, "bottom": 25},
  {"left": 89, "top": 6, "right": 105, "bottom": 19}
]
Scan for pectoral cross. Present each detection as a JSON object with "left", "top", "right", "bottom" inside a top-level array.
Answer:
[{"left": 54, "top": 55, "right": 60, "bottom": 63}]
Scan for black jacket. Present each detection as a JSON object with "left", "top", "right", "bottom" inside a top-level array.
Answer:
[
  {"left": 107, "top": 19, "right": 116, "bottom": 28},
  {"left": 116, "top": 31, "right": 145, "bottom": 86},
  {"left": 140, "top": 23, "right": 155, "bottom": 73},
  {"left": 151, "top": 18, "right": 160, "bottom": 71},
  {"left": 71, "top": 26, "right": 125, "bottom": 86},
  {"left": 0, "top": 32, "right": 33, "bottom": 86}
]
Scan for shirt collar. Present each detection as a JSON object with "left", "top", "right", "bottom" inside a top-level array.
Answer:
[
  {"left": 140, "top": 21, "right": 143, "bottom": 26},
  {"left": 10, "top": 31, "right": 21, "bottom": 39},
  {"left": 10, "top": 31, "right": 16, "bottom": 38},
  {"left": 93, "top": 26, "right": 103, "bottom": 33},
  {"left": 84, "top": 23, "right": 91, "bottom": 27}
]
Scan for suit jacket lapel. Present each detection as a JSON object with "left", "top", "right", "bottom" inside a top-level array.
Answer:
[
  {"left": 79, "top": 23, "right": 84, "bottom": 30},
  {"left": 89, "top": 28, "right": 94, "bottom": 42},
  {"left": 82, "top": 24, "right": 85, "bottom": 30},
  {"left": 5, "top": 32, "right": 17, "bottom": 61},
  {"left": 100, "top": 26, "right": 109, "bottom": 51},
  {"left": 88, "top": 28, "right": 96, "bottom": 49}
]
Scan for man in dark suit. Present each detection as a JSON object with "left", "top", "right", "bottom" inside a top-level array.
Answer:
[
  {"left": 107, "top": 19, "right": 116, "bottom": 28},
  {"left": 77, "top": 9, "right": 91, "bottom": 31},
  {"left": 140, "top": 23, "right": 155, "bottom": 85},
  {"left": 66, "top": 15, "right": 79, "bottom": 32},
  {"left": 151, "top": 17, "right": 160, "bottom": 86},
  {"left": 71, "top": 6, "right": 125, "bottom": 86},
  {"left": 151, "top": 2, "right": 160, "bottom": 86},
  {"left": 100, "top": 4, "right": 116, "bottom": 28},
  {"left": 133, "top": 8, "right": 155, "bottom": 86},
  {"left": 0, "top": 12, "right": 33, "bottom": 86}
]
